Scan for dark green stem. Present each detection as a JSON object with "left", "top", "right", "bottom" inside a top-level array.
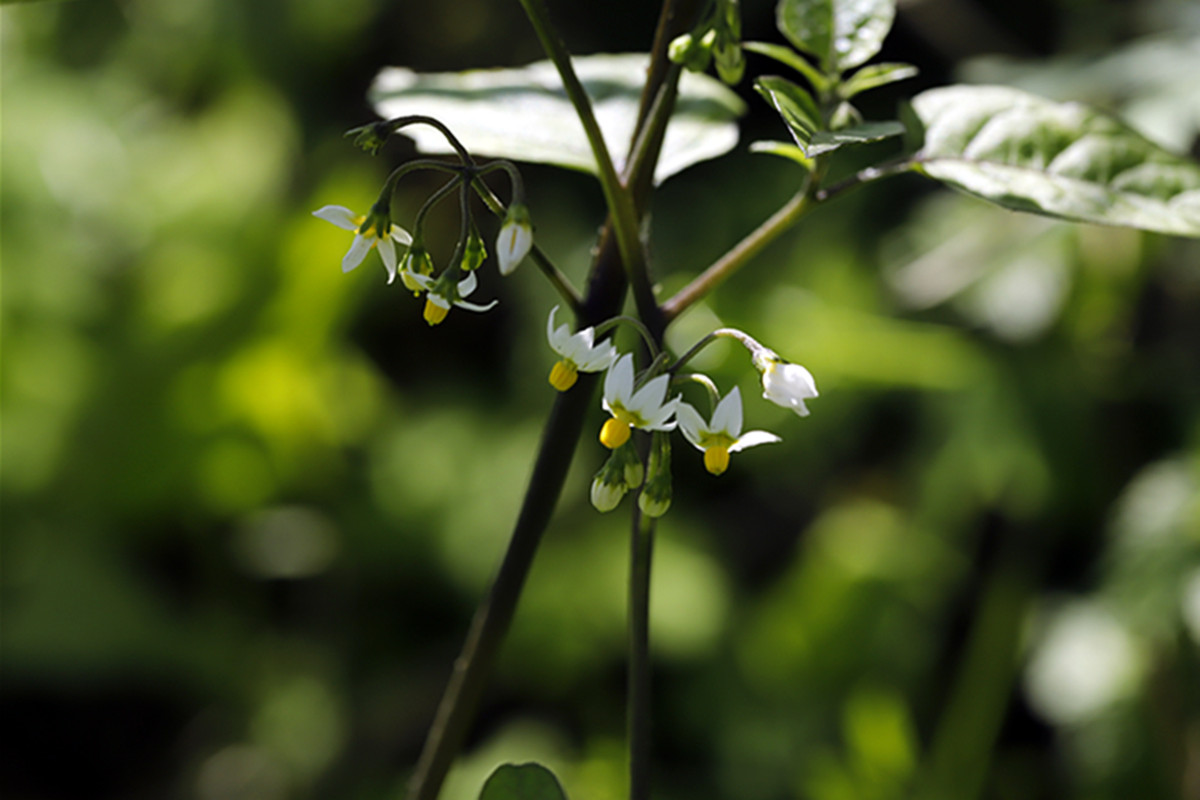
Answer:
[
  {"left": 628, "top": 506, "right": 656, "bottom": 800},
  {"left": 403, "top": 4, "right": 703, "bottom": 799},
  {"left": 405, "top": 375, "right": 600, "bottom": 800}
]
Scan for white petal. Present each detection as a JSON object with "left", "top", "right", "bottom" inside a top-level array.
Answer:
[
  {"left": 457, "top": 270, "right": 478, "bottom": 297},
  {"left": 547, "top": 306, "right": 568, "bottom": 351},
  {"left": 410, "top": 272, "right": 437, "bottom": 291},
  {"left": 674, "top": 403, "right": 708, "bottom": 451},
  {"left": 388, "top": 225, "right": 413, "bottom": 246},
  {"left": 342, "top": 235, "right": 372, "bottom": 272},
  {"left": 605, "top": 354, "right": 636, "bottom": 406},
  {"left": 377, "top": 237, "right": 399, "bottom": 283},
  {"left": 497, "top": 222, "right": 532, "bottom": 276},
  {"left": 313, "top": 205, "right": 360, "bottom": 231},
  {"left": 643, "top": 394, "right": 680, "bottom": 429},
  {"left": 711, "top": 386, "right": 743, "bottom": 437},
  {"left": 729, "top": 430, "right": 782, "bottom": 453},
  {"left": 454, "top": 298, "right": 499, "bottom": 313},
  {"left": 630, "top": 373, "right": 671, "bottom": 415},
  {"left": 576, "top": 341, "right": 618, "bottom": 372}
]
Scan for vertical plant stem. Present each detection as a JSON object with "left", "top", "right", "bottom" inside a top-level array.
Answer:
[
  {"left": 628, "top": 506, "right": 657, "bottom": 800},
  {"left": 404, "top": 5, "right": 706, "bottom": 799},
  {"left": 515, "top": 0, "right": 644, "bottom": 285},
  {"left": 406, "top": 376, "right": 600, "bottom": 800}
]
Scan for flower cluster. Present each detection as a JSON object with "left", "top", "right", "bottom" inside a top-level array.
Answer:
[
  {"left": 315, "top": 199, "right": 532, "bottom": 326},
  {"left": 543, "top": 310, "right": 818, "bottom": 515}
]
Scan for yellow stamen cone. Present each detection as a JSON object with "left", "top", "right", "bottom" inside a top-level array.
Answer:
[
  {"left": 703, "top": 445, "right": 730, "bottom": 475},
  {"left": 423, "top": 299, "right": 450, "bottom": 326},
  {"left": 599, "top": 417, "right": 631, "bottom": 449},
  {"left": 548, "top": 360, "right": 579, "bottom": 391}
]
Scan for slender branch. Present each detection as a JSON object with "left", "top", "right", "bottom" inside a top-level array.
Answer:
[
  {"left": 627, "top": 505, "right": 656, "bottom": 800},
  {"left": 815, "top": 159, "right": 914, "bottom": 204},
  {"left": 403, "top": 5, "right": 706, "bottom": 800},
  {"left": 660, "top": 182, "right": 815, "bottom": 323},
  {"left": 471, "top": 177, "right": 582, "bottom": 312},
  {"left": 516, "top": 0, "right": 644, "bottom": 289},
  {"left": 405, "top": 374, "right": 602, "bottom": 800}
]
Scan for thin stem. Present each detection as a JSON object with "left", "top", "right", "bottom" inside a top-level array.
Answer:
[
  {"left": 516, "top": 0, "right": 646, "bottom": 304},
  {"left": 669, "top": 327, "right": 763, "bottom": 375},
  {"left": 385, "top": 115, "right": 476, "bottom": 166},
  {"left": 660, "top": 183, "right": 816, "bottom": 323},
  {"left": 470, "top": 177, "right": 582, "bottom": 312},
  {"left": 593, "top": 315, "right": 661, "bottom": 359},
  {"left": 627, "top": 505, "right": 656, "bottom": 800},
  {"left": 403, "top": 5, "right": 705, "bottom": 799},
  {"left": 413, "top": 177, "right": 465, "bottom": 235},
  {"left": 815, "top": 159, "right": 914, "bottom": 204},
  {"left": 405, "top": 374, "right": 602, "bottom": 800}
]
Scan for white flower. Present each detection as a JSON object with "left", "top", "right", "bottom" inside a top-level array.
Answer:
[
  {"left": 599, "top": 354, "right": 680, "bottom": 449},
  {"left": 545, "top": 306, "right": 619, "bottom": 391},
  {"left": 676, "top": 386, "right": 781, "bottom": 475},
  {"left": 410, "top": 270, "right": 498, "bottom": 326},
  {"left": 496, "top": 204, "right": 533, "bottom": 276},
  {"left": 313, "top": 204, "right": 413, "bottom": 284},
  {"left": 754, "top": 350, "right": 818, "bottom": 417}
]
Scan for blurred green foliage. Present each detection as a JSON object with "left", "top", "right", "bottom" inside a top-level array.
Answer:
[{"left": 2, "top": 1, "right": 1199, "bottom": 800}]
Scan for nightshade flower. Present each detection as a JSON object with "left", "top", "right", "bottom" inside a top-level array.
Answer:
[
  {"left": 546, "top": 306, "right": 619, "bottom": 391},
  {"left": 496, "top": 204, "right": 533, "bottom": 276},
  {"left": 313, "top": 204, "right": 412, "bottom": 284},
  {"left": 676, "top": 386, "right": 780, "bottom": 475},
  {"left": 599, "top": 354, "right": 679, "bottom": 449},
  {"left": 411, "top": 271, "right": 497, "bottom": 326},
  {"left": 753, "top": 349, "right": 818, "bottom": 417}
]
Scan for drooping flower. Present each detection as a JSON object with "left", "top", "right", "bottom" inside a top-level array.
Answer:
[
  {"left": 676, "top": 386, "right": 781, "bottom": 475},
  {"left": 545, "top": 306, "right": 619, "bottom": 391},
  {"left": 752, "top": 349, "right": 818, "bottom": 417},
  {"left": 411, "top": 270, "right": 497, "bottom": 326},
  {"left": 599, "top": 354, "right": 680, "bottom": 450},
  {"left": 313, "top": 204, "right": 412, "bottom": 284},
  {"left": 496, "top": 204, "right": 533, "bottom": 276}
]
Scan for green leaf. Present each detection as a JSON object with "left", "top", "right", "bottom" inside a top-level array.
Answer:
[
  {"left": 807, "top": 121, "right": 905, "bottom": 156},
  {"left": 776, "top": 0, "right": 897, "bottom": 72},
  {"left": 479, "top": 763, "right": 569, "bottom": 800},
  {"left": 754, "top": 76, "right": 821, "bottom": 153},
  {"left": 741, "top": 41, "right": 829, "bottom": 92},
  {"left": 910, "top": 85, "right": 1200, "bottom": 236},
  {"left": 749, "top": 139, "right": 814, "bottom": 171},
  {"left": 839, "top": 62, "right": 918, "bottom": 99},
  {"left": 369, "top": 54, "right": 745, "bottom": 185}
]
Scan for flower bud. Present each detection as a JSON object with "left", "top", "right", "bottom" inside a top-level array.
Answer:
[
  {"left": 637, "top": 433, "right": 672, "bottom": 518},
  {"left": 496, "top": 204, "right": 532, "bottom": 276},
  {"left": 590, "top": 451, "right": 629, "bottom": 513}
]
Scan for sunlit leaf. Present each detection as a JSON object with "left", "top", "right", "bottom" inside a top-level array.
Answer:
[
  {"left": 369, "top": 54, "right": 745, "bottom": 185},
  {"left": 755, "top": 75, "right": 821, "bottom": 152},
  {"left": 749, "top": 139, "right": 814, "bottom": 171},
  {"left": 776, "top": 0, "right": 897, "bottom": 72},
  {"left": 910, "top": 85, "right": 1200, "bottom": 236},
  {"left": 479, "top": 763, "right": 569, "bottom": 800},
  {"left": 807, "top": 120, "right": 904, "bottom": 156},
  {"left": 742, "top": 41, "right": 829, "bottom": 92},
  {"left": 839, "top": 61, "right": 918, "bottom": 98}
]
